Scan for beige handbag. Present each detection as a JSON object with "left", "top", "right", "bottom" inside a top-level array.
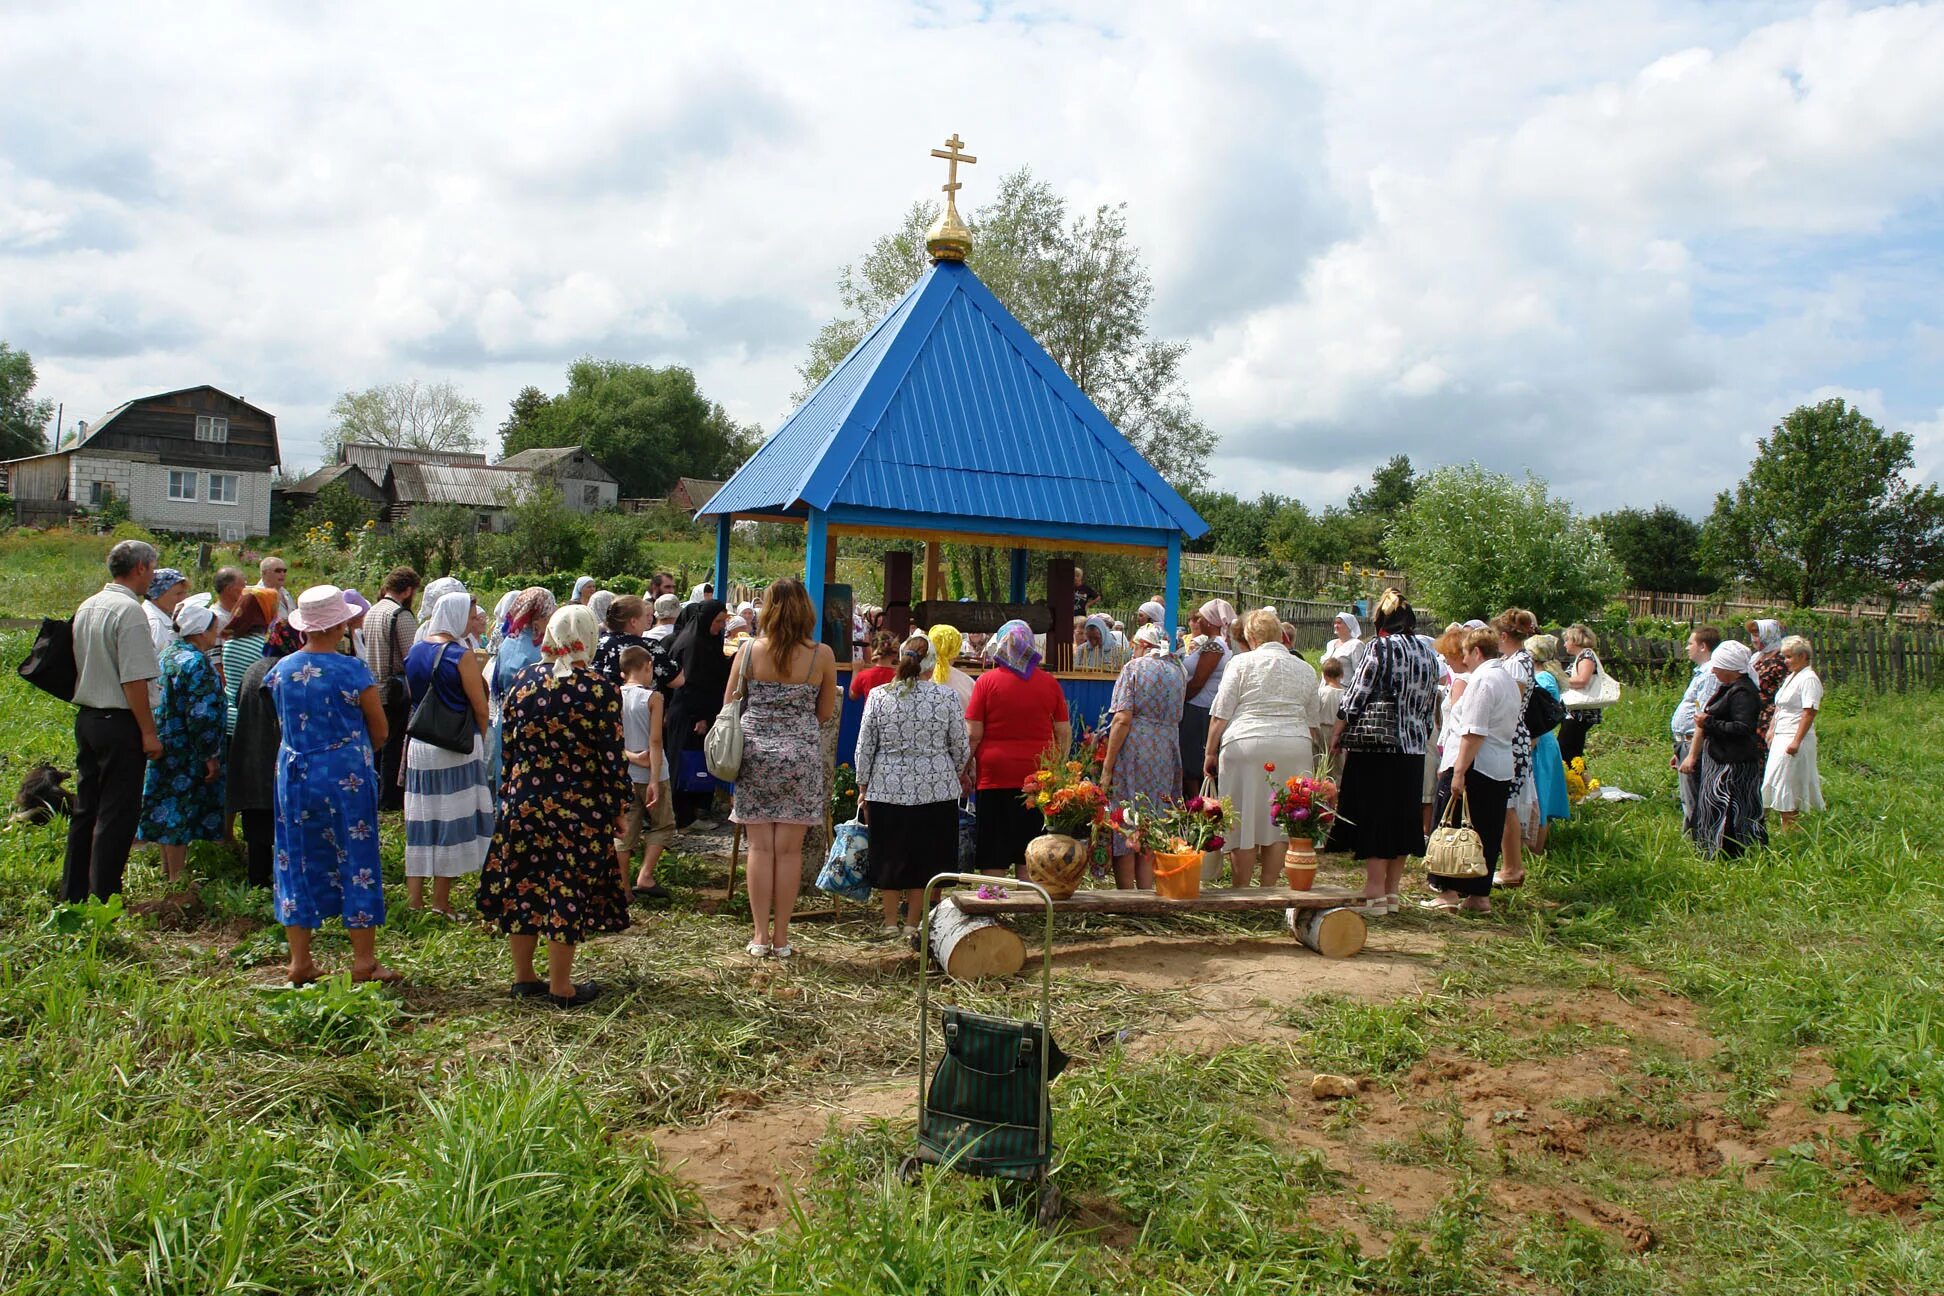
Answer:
[{"left": 1425, "top": 789, "right": 1488, "bottom": 878}]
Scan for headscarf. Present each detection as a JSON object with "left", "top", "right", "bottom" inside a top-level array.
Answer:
[
  {"left": 504, "top": 586, "right": 557, "bottom": 638},
  {"left": 147, "top": 568, "right": 187, "bottom": 601},
  {"left": 1137, "top": 600, "right": 1165, "bottom": 627},
  {"left": 543, "top": 604, "right": 599, "bottom": 679},
  {"left": 174, "top": 602, "right": 217, "bottom": 638},
  {"left": 1462, "top": 619, "right": 1488, "bottom": 630},
  {"left": 1708, "top": 640, "right": 1757, "bottom": 684},
  {"left": 572, "top": 576, "right": 597, "bottom": 604},
  {"left": 986, "top": 619, "right": 1042, "bottom": 679},
  {"left": 1132, "top": 622, "right": 1177, "bottom": 664},
  {"left": 1196, "top": 599, "right": 1236, "bottom": 639},
  {"left": 724, "top": 615, "right": 750, "bottom": 636},
  {"left": 415, "top": 576, "right": 466, "bottom": 642},
  {"left": 1335, "top": 612, "right": 1362, "bottom": 640},
  {"left": 422, "top": 590, "right": 475, "bottom": 644},
  {"left": 588, "top": 589, "right": 615, "bottom": 627},
  {"left": 671, "top": 599, "right": 730, "bottom": 703},
  {"left": 1752, "top": 619, "right": 1784, "bottom": 656},
  {"left": 926, "top": 624, "right": 963, "bottom": 684},
  {"left": 264, "top": 620, "right": 305, "bottom": 659},
  {"left": 652, "top": 593, "right": 681, "bottom": 622},
  {"left": 688, "top": 582, "right": 712, "bottom": 604},
  {"left": 1082, "top": 613, "right": 1113, "bottom": 648},
  {"left": 492, "top": 589, "right": 518, "bottom": 629}
]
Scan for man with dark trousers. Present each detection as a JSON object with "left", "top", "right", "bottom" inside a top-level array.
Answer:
[
  {"left": 64, "top": 539, "right": 163, "bottom": 901},
  {"left": 361, "top": 566, "right": 421, "bottom": 812}
]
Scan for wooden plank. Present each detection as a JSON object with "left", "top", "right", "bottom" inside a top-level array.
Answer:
[
  {"left": 950, "top": 885, "right": 1363, "bottom": 916},
  {"left": 913, "top": 599, "right": 1051, "bottom": 635}
]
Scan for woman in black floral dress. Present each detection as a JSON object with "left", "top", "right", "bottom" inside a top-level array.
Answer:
[{"left": 477, "top": 604, "right": 630, "bottom": 1007}]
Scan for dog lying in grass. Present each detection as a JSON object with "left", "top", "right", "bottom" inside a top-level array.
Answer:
[{"left": 10, "top": 764, "right": 75, "bottom": 826}]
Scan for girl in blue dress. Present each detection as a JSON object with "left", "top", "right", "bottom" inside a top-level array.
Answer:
[
  {"left": 1524, "top": 634, "right": 1574, "bottom": 849},
  {"left": 138, "top": 601, "right": 228, "bottom": 885},
  {"left": 268, "top": 585, "right": 397, "bottom": 986}
]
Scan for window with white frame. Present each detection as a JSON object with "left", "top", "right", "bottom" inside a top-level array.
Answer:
[
  {"left": 167, "top": 470, "right": 197, "bottom": 502},
  {"left": 207, "top": 473, "right": 239, "bottom": 505},
  {"left": 195, "top": 415, "right": 228, "bottom": 443}
]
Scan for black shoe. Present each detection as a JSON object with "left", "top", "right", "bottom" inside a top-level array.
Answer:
[
  {"left": 634, "top": 884, "right": 671, "bottom": 903},
  {"left": 509, "top": 980, "right": 549, "bottom": 999},
  {"left": 544, "top": 981, "right": 604, "bottom": 1008}
]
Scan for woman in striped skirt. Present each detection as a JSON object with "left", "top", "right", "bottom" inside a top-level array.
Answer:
[{"left": 403, "top": 590, "right": 496, "bottom": 916}]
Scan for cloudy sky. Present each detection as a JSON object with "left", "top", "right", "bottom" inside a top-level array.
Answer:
[{"left": 5, "top": 0, "right": 1943, "bottom": 515}]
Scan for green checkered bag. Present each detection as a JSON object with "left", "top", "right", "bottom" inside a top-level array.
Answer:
[{"left": 920, "top": 1008, "right": 1067, "bottom": 1178}]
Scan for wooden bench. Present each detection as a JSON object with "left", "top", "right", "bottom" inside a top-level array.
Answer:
[{"left": 950, "top": 885, "right": 1371, "bottom": 959}]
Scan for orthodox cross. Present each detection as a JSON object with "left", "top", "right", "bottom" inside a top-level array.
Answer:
[{"left": 929, "top": 133, "right": 977, "bottom": 200}]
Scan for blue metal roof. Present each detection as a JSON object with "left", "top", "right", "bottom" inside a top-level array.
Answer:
[{"left": 700, "top": 260, "right": 1207, "bottom": 541}]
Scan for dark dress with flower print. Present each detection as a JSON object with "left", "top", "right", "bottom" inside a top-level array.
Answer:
[{"left": 476, "top": 663, "right": 631, "bottom": 944}]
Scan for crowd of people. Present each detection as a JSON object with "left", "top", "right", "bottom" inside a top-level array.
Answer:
[{"left": 55, "top": 541, "right": 1829, "bottom": 1002}]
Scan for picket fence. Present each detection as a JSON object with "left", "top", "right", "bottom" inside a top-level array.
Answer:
[
  {"left": 1599, "top": 625, "right": 1944, "bottom": 691},
  {"left": 1620, "top": 589, "right": 1931, "bottom": 627}
]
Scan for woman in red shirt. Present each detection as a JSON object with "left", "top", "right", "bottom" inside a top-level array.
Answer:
[
  {"left": 848, "top": 632, "right": 900, "bottom": 700},
  {"left": 967, "top": 620, "right": 1071, "bottom": 875}
]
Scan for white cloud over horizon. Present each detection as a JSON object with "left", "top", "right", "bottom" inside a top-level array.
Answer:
[{"left": 4, "top": 0, "right": 1943, "bottom": 516}]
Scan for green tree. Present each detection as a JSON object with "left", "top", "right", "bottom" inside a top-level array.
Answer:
[
  {"left": 327, "top": 379, "right": 482, "bottom": 458},
  {"left": 1592, "top": 505, "right": 1716, "bottom": 594},
  {"left": 0, "top": 341, "right": 55, "bottom": 460},
  {"left": 297, "top": 480, "right": 378, "bottom": 538},
  {"left": 799, "top": 168, "right": 1217, "bottom": 489},
  {"left": 1387, "top": 464, "right": 1623, "bottom": 623},
  {"left": 1183, "top": 489, "right": 1289, "bottom": 557},
  {"left": 1347, "top": 454, "right": 1419, "bottom": 518},
  {"left": 1702, "top": 399, "right": 1944, "bottom": 606},
  {"left": 500, "top": 360, "right": 761, "bottom": 499},
  {"left": 498, "top": 385, "right": 552, "bottom": 450}
]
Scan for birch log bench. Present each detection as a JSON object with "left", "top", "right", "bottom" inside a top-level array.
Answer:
[{"left": 947, "top": 885, "right": 1371, "bottom": 966}]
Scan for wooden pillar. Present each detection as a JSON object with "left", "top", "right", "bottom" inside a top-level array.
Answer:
[
  {"left": 1046, "top": 557, "right": 1075, "bottom": 672},
  {"left": 804, "top": 508, "right": 828, "bottom": 624},
  {"left": 1008, "top": 548, "right": 1028, "bottom": 603},
  {"left": 1165, "top": 533, "right": 1182, "bottom": 639},
  {"left": 922, "top": 539, "right": 944, "bottom": 602},
  {"left": 882, "top": 550, "right": 913, "bottom": 642},
  {"left": 713, "top": 515, "right": 731, "bottom": 602}
]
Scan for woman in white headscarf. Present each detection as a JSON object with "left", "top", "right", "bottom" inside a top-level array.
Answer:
[
  {"left": 1100, "top": 623, "right": 1186, "bottom": 888},
  {"left": 1744, "top": 618, "right": 1789, "bottom": 740},
  {"left": 1136, "top": 600, "right": 1166, "bottom": 629},
  {"left": 1073, "top": 613, "right": 1128, "bottom": 672},
  {"left": 402, "top": 590, "right": 493, "bottom": 915},
  {"left": 476, "top": 604, "right": 630, "bottom": 1007},
  {"left": 1681, "top": 640, "right": 1768, "bottom": 859},
  {"left": 587, "top": 589, "right": 615, "bottom": 634},
  {"left": 572, "top": 576, "right": 597, "bottom": 606},
  {"left": 413, "top": 576, "right": 467, "bottom": 643},
  {"left": 1178, "top": 599, "right": 1235, "bottom": 798},
  {"left": 1322, "top": 612, "right": 1364, "bottom": 671}
]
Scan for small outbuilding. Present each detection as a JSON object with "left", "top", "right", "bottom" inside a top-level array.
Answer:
[{"left": 496, "top": 445, "right": 620, "bottom": 512}]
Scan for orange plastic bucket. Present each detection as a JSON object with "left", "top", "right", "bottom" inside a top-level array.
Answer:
[{"left": 1153, "top": 849, "right": 1203, "bottom": 899}]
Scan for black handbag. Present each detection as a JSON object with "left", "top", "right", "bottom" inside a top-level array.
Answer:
[
  {"left": 406, "top": 645, "right": 476, "bottom": 753},
  {"left": 1523, "top": 683, "right": 1565, "bottom": 738},
  {"left": 376, "top": 604, "right": 410, "bottom": 710},
  {"left": 17, "top": 616, "right": 77, "bottom": 703}
]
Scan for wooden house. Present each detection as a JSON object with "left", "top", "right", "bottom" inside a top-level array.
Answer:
[
  {"left": 273, "top": 462, "right": 386, "bottom": 513},
  {"left": 669, "top": 476, "right": 725, "bottom": 516},
  {"left": 495, "top": 446, "right": 620, "bottom": 512},
  {"left": 1, "top": 386, "right": 279, "bottom": 538}
]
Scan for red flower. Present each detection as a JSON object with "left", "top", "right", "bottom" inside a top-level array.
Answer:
[
  {"left": 1264, "top": 762, "right": 1276, "bottom": 772},
  {"left": 1207, "top": 835, "right": 1225, "bottom": 851}
]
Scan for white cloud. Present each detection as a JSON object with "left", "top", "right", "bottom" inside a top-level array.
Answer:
[{"left": 1, "top": 0, "right": 1941, "bottom": 510}]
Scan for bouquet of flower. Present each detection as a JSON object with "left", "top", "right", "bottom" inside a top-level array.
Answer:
[
  {"left": 831, "top": 763, "right": 860, "bottom": 824},
  {"left": 1564, "top": 756, "right": 1600, "bottom": 805},
  {"left": 1023, "top": 748, "right": 1110, "bottom": 838},
  {"left": 1111, "top": 793, "right": 1233, "bottom": 855},
  {"left": 1269, "top": 772, "right": 1339, "bottom": 837}
]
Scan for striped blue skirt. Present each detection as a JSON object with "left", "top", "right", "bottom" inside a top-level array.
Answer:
[{"left": 404, "top": 735, "right": 496, "bottom": 878}]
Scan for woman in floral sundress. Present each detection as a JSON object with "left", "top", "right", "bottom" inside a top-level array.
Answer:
[
  {"left": 728, "top": 578, "right": 837, "bottom": 960},
  {"left": 137, "top": 602, "right": 228, "bottom": 884},
  {"left": 477, "top": 604, "right": 630, "bottom": 1008}
]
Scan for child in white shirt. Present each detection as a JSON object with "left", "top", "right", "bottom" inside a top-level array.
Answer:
[
  {"left": 1316, "top": 654, "right": 1346, "bottom": 728},
  {"left": 617, "top": 646, "right": 674, "bottom": 903}
]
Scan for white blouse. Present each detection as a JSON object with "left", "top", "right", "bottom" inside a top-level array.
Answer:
[
  {"left": 1771, "top": 668, "right": 1823, "bottom": 741},
  {"left": 855, "top": 680, "right": 970, "bottom": 806},
  {"left": 1453, "top": 658, "right": 1521, "bottom": 782},
  {"left": 1184, "top": 636, "right": 1230, "bottom": 708},
  {"left": 1210, "top": 643, "right": 1319, "bottom": 745}
]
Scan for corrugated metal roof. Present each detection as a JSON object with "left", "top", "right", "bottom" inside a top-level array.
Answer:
[
  {"left": 699, "top": 260, "right": 1205, "bottom": 540},
  {"left": 343, "top": 442, "right": 489, "bottom": 476},
  {"left": 277, "top": 462, "right": 377, "bottom": 496},
  {"left": 389, "top": 461, "right": 524, "bottom": 507}
]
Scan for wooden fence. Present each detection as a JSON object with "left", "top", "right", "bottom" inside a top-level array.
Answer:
[
  {"left": 1621, "top": 589, "right": 1932, "bottom": 626},
  {"left": 1600, "top": 624, "right": 1944, "bottom": 690}
]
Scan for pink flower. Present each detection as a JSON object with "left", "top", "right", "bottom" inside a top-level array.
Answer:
[{"left": 1294, "top": 808, "right": 1309, "bottom": 820}]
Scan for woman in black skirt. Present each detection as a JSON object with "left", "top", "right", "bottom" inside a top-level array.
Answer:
[
  {"left": 1426, "top": 627, "right": 1520, "bottom": 913},
  {"left": 855, "top": 635, "right": 972, "bottom": 937},
  {"left": 1331, "top": 590, "right": 1441, "bottom": 915}
]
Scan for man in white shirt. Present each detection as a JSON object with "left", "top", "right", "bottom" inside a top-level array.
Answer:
[
  {"left": 258, "top": 555, "right": 294, "bottom": 620},
  {"left": 66, "top": 540, "right": 164, "bottom": 901}
]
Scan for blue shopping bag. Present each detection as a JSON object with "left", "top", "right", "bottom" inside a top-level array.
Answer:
[
  {"left": 675, "top": 748, "right": 720, "bottom": 794},
  {"left": 817, "top": 815, "right": 872, "bottom": 902}
]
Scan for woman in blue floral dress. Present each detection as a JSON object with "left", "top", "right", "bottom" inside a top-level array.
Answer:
[
  {"left": 138, "top": 602, "right": 228, "bottom": 885},
  {"left": 1100, "top": 623, "right": 1186, "bottom": 888},
  {"left": 268, "top": 586, "right": 396, "bottom": 986}
]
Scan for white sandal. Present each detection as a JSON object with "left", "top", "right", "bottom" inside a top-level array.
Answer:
[
  {"left": 771, "top": 943, "right": 796, "bottom": 960},
  {"left": 746, "top": 941, "right": 771, "bottom": 958}
]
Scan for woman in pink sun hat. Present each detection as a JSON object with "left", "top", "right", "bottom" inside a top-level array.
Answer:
[{"left": 265, "top": 585, "right": 399, "bottom": 985}]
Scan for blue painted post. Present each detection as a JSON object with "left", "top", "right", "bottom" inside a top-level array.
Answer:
[
  {"left": 1165, "top": 534, "right": 1182, "bottom": 638},
  {"left": 713, "top": 515, "right": 731, "bottom": 601},
  {"left": 805, "top": 507, "right": 828, "bottom": 621},
  {"left": 1008, "top": 548, "right": 1028, "bottom": 603}
]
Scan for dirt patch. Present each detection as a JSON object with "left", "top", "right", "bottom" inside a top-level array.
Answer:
[
  {"left": 127, "top": 885, "right": 203, "bottom": 930},
  {"left": 650, "top": 1082, "right": 912, "bottom": 1232},
  {"left": 1843, "top": 1179, "right": 1932, "bottom": 1221}
]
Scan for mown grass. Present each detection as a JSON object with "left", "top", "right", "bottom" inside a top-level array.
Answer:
[{"left": 0, "top": 613, "right": 1941, "bottom": 1293}]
